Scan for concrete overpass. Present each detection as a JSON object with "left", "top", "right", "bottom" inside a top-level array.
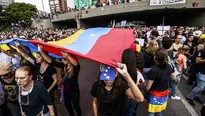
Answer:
[{"left": 51, "top": 0, "right": 205, "bottom": 28}]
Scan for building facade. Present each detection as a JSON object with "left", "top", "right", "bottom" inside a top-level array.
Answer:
[
  {"left": 49, "top": 0, "right": 68, "bottom": 14},
  {"left": 0, "top": 0, "right": 14, "bottom": 9}
]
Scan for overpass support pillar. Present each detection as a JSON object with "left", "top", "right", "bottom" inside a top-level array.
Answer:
[{"left": 75, "top": 14, "right": 92, "bottom": 29}]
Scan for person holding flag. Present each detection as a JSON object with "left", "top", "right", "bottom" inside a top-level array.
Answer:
[
  {"left": 90, "top": 63, "right": 144, "bottom": 116},
  {"left": 38, "top": 45, "right": 82, "bottom": 116}
]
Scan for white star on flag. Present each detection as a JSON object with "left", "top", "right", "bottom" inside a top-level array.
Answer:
[
  {"left": 106, "top": 76, "right": 110, "bottom": 79},
  {"left": 90, "top": 34, "right": 95, "bottom": 36},
  {"left": 105, "top": 69, "right": 108, "bottom": 72},
  {"left": 104, "top": 73, "right": 107, "bottom": 76},
  {"left": 108, "top": 67, "right": 110, "bottom": 69}
]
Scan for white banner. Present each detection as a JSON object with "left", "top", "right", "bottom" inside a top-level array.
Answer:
[
  {"left": 67, "top": 0, "right": 75, "bottom": 8},
  {"left": 150, "top": 0, "right": 186, "bottom": 6}
]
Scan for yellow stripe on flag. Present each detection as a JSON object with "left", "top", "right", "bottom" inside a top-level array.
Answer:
[
  {"left": 0, "top": 44, "right": 37, "bottom": 57},
  {"left": 0, "top": 44, "right": 11, "bottom": 51},
  {"left": 147, "top": 101, "right": 167, "bottom": 113},
  {"left": 48, "top": 29, "right": 84, "bottom": 46}
]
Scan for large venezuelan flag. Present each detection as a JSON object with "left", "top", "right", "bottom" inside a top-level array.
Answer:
[
  {"left": 145, "top": 90, "right": 169, "bottom": 113},
  {"left": 0, "top": 28, "right": 135, "bottom": 66}
]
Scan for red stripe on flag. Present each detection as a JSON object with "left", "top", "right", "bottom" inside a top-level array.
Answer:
[
  {"left": 150, "top": 90, "right": 169, "bottom": 97},
  {"left": 86, "top": 28, "right": 135, "bottom": 66}
]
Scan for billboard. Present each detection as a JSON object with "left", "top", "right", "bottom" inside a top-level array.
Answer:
[
  {"left": 150, "top": 0, "right": 186, "bottom": 6},
  {"left": 75, "top": 0, "right": 93, "bottom": 9},
  {"left": 67, "top": 0, "right": 75, "bottom": 8}
]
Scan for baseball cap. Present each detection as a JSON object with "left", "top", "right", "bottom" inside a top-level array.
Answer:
[
  {"left": 100, "top": 64, "right": 116, "bottom": 81},
  {"left": 0, "top": 62, "right": 12, "bottom": 76},
  {"left": 200, "top": 34, "right": 205, "bottom": 39}
]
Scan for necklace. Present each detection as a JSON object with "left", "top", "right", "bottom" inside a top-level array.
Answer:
[{"left": 40, "top": 63, "right": 48, "bottom": 73}]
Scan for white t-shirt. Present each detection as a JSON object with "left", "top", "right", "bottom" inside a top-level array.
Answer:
[
  {"left": 0, "top": 52, "right": 11, "bottom": 63},
  {"left": 0, "top": 52, "right": 20, "bottom": 71},
  {"left": 136, "top": 71, "right": 145, "bottom": 85}
]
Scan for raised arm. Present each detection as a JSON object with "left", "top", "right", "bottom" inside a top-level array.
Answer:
[
  {"left": 116, "top": 63, "right": 144, "bottom": 102},
  {"left": 38, "top": 44, "right": 52, "bottom": 63},
  {"left": 15, "top": 42, "right": 35, "bottom": 65},
  {"left": 61, "top": 52, "right": 78, "bottom": 66},
  {"left": 6, "top": 44, "right": 21, "bottom": 57}
]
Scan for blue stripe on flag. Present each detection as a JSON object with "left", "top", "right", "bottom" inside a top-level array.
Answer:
[
  {"left": 146, "top": 93, "right": 168, "bottom": 105},
  {"left": 64, "top": 28, "right": 111, "bottom": 54},
  {"left": 0, "top": 38, "right": 61, "bottom": 59}
]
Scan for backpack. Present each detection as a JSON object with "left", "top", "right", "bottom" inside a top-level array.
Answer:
[{"left": 167, "top": 51, "right": 182, "bottom": 78}]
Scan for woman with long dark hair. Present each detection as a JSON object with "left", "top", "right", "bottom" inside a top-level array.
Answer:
[
  {"left": 91, "top": 63, "right": 144, "bottom": 116},
  {"left": 38, "top": 45, "right": 81, "bottom": 116},
  {"left": 145, "top": 48, "right": 176, "bottom": 116},
  {"left": 122, "top": 48, "right": 139, "bottom": 116}
]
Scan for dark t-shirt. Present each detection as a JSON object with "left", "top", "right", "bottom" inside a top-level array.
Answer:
[
  {"left": 35, "top": 64, "right": 57, "bottom": 92},
  {"left": 196, "top": 49, "right": 205, "bottom": 74},
  {"left": 143, "top": 51, "right": 155, "bottom": 68},
  {"left": 184, "top": 42, "right": 196, "bottom": 55},
  {"left": 16, "top": 81, "right": 53, "bottom": 116},
  {"left": 1, "top": 77, "right": 18, "bottom": 103},
  {"left": 147, "top": 64, "right": 174, "bottom": 92},
  {"left": 51, "top": 60, "right": 80, "bottom": 93},
  {"left": 90, "top": 81, "right": 129, "bottom": 116}
]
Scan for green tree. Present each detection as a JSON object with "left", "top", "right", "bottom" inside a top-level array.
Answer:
[{"left": 4, "top": 2, "right": 37, "bottom": 24}]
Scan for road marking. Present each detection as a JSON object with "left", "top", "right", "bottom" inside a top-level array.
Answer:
[
  {"left": 176, "top": 74, "right": 199, "bottom": 116},
  {"left": 177, "top": 89, "right": 198, "bottom": 116}
]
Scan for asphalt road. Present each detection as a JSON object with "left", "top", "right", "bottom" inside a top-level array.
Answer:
[{"left": 54, "top": 59, "right": 205, "bottom": 116}]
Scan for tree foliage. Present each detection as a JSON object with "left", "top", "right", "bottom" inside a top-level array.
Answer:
[{"left": 4, "top": 2, "right": 37, "bottom": 23}]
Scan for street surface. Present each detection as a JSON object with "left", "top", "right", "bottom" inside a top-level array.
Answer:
[{"left": 55, "top": 58, "right": 205, "bottom": 116}]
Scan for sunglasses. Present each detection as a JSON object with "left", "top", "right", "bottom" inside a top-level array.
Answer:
[{"left": 0, "top": 73, "right": 10, "bottom": 77}]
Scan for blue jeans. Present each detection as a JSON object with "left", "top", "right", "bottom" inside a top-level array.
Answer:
[
  {"left": 124, "top": 99, "right": 138, "bottom": 116},
  {"left": 169, "top": 73, "right": 182, "bottom": 96},
  {"left": 169, "top": 78, "right": 178, "bottom": 96},
  {"left": 147, "top": 112, "right": 162, "bottom": 116},
  {"left": 187, "top": 72, "right": 205, "bottom": 99}
]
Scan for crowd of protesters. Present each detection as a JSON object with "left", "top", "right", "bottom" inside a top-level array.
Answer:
[
  {"left": 53, "top": 0, "right": 141, "bottom": 15},
  {"left": 0, "top": 27, "right": 78, "bottom": 42},
  {"left": 0, "top": 25, "right": 205, "bottom": 116}
]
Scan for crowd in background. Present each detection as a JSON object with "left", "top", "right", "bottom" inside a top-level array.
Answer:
[
  {"left": 0, "top": 27, "right": 78, "bottom": 42},
  {"left": 0, "top": 25, "right": 205, "bottom": 116}
]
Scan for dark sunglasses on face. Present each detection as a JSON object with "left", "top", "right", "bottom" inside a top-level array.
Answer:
[{"left": 0, "top": 73, "right": 10, "bottom": 77}]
